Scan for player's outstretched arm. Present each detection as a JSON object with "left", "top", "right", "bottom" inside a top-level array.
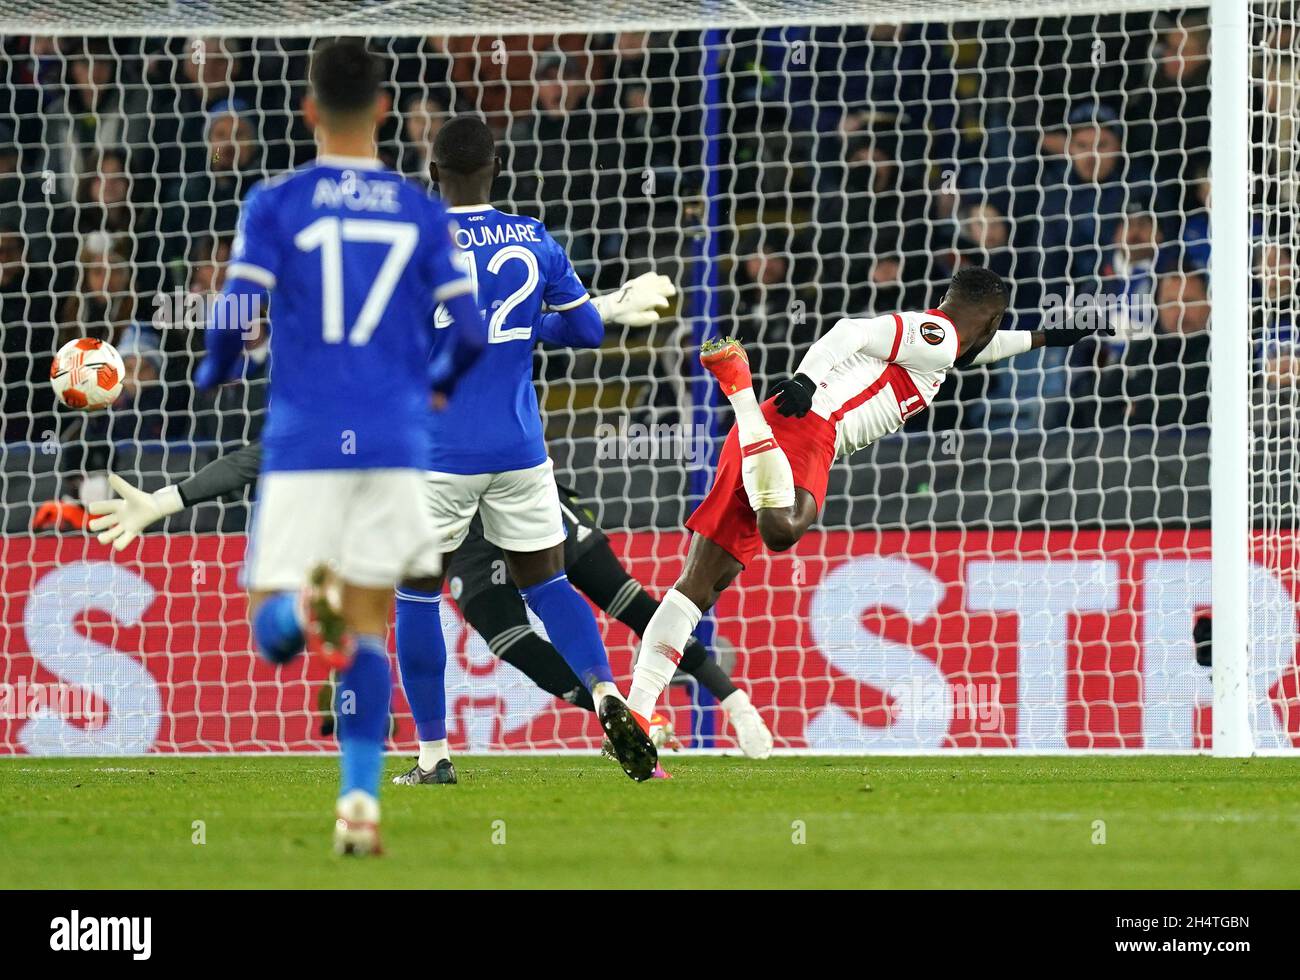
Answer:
[
  {"left": 537, "top": 299, "right": 605, "bottom": 348},
  {"left": 537, "top": 272, "right": 676, "bottom": 348},
  {"left": 86, "top": 442, "right": 263, "bottom": 550},
  {"left": 957, "top": 323, "right": 1113, "bottom": 368}
]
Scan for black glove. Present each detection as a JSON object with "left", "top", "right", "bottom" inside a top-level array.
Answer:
[
  {"left": 772, "top": 373, "right": 816, "bottom": 418},
  {"left": 1193, "top": 614, "right": 1213, "bottom": 668},
  {"left": 1040, "top": 323, "right": 1116, "bottom": 347}
]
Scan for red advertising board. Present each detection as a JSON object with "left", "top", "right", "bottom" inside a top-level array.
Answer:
[{"left": 2, "top": 531, "right": 1298, "bottom": 754}]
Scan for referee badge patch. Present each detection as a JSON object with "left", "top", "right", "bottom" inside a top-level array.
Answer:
[{"left": 920, "top": 321, "right": 946, "bottom": 345}]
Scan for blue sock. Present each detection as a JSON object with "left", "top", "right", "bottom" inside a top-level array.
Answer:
[
  {"left": 519, "top": 572, "right": 614, "bottom": 691},
  {"left": 251, "top": 592, "right": 304, "bottom": 665},
  {"left": 394, "top": 587, "right": 448, "bottom": 742},
  {"left": 336, "top": 635, "right": 390, "bottom": 798}
]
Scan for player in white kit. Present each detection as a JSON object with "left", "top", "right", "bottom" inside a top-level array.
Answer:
[{"left": 624, "top": 266, "right": 1109, "bottom": 731}]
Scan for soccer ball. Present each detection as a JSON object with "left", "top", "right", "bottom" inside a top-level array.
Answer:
[{"left": 50, "top": 337, "right": 125, "bottom": 411}]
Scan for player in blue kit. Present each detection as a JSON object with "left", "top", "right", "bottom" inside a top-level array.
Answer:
[
  {"left": 193, "top": 40, "right": 484, "bottom": 855},
  {"left": 391, "top": 115, "right": 660, "bottom": 782}
]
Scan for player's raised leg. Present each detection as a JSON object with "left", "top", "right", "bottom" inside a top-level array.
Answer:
[{"left": 700, "top": 336, "right": 805, "bottom": 551}]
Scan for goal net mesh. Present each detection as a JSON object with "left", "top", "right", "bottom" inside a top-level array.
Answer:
[{"left": 1, "top": 1, "right": 1296, "bottom": 754}]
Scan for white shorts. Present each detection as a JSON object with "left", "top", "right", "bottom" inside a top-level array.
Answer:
[
  {"left": 423, "top": 458, "right": 567, "bottom": 555},
  {"left": 245, "top": 469, "right": 439, "bottom": 592}
]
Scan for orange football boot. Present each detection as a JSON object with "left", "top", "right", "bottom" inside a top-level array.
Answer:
[{"left": 699, "top": 336, "right": 753, "bottom": 396}]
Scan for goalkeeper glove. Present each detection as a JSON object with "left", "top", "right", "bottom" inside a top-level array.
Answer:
[
  {"left": 86, "top": 473, "right": 184, "bottom": 551},
  {"left": 590, "top": 272, "right": 676, "bottom": 326},
  {"left": 772, "top": 373, "right": 817, "bottom": 418}
]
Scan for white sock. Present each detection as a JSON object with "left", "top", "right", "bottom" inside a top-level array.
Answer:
[
  {"left": 723, "top": 384, "right": 795, "bottom": 510},
  {"left": 628, "top": 589, "right": 703, "bottom": 719},
  {"left": 727, "top": 386, "right": 774, "bottom": 447},
  {"left": 741, "top": 443, "right": 796, "bottom": 510},
  {"left": 417, "top": 739, "right": 450, "bottom": 771},
  {"left": 591, "top": 681, "right": 622, "bottom": 705}
]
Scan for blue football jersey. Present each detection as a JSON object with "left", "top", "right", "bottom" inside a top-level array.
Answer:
[
  {"left": 228, "top": 155, "right": 471, "bottom": 473},
  {"left": 427, "top": 205, "right": 590, "bottom": 475}
]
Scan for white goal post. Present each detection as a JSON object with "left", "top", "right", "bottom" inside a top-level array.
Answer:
[{"left": 0, "top": 0, "right": 1294, "bottom": 757}]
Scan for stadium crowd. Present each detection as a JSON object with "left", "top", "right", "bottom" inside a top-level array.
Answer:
[{"left": 0, "top": 9, "right": 1293, "bottom": 516}]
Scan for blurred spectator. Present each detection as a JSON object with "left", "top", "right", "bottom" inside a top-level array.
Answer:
[
  {"left": 815, "top": 130, "right": 929, "bottom": 315},
  {"left": 62, "top": 149, "right": 166, "bottom": 299},
  {"left": 171, "top": 99, "right": 261, "bottom": 241},
  {"left": 1256, "top": 241, "right": 1299, "bottom": 392},
  {"left": 951, "top": 201, "right": 1014, "bottom": 277},
  {"left": 395, "top": 91, "right": 448, "bottom": 184},
  {"left": 40, "top": 37, "right": 146, "bottom": 202},
  {"left": 812, "top": 24, "right": 957, "bottom": 180},
  {"left": 136, "top": 37, "right": 247, "bottom": 205},
  {"left": 0, "top": 125, "right": 65, "bottom": 274},
  {"left": 720, "top": 230, "right": 815, "bottom": 389},
  {"left": 1071, "top": 268, "right": 1210, "bottom": 431},
  {"left": 1129, "top": 11, "right": 1210, "bottom": 199},
  {"left": 1143, "top": 269, "right": 1211, "bottom": 428},
  {"left": 1253, "top": 12, "right": 1300, "bottom": 223},
  {"left": 1170, "top": 165, "right": 1210, "bottom": 273},
  {"left": 248, "top": 36, "right": 314, "bottom": 173},
  {"left": 56, "top": 231, "right": 134, "bottom": 348},
  {"left": 143, "top": 232, "right": 234, "bottom": 406},
  {"left": 1041, "top": 103, "right": 1159, "bottom": 297},
  {"left": 506, "top": 54, "right": 602, "bottom": 272},
  {"left": 1093, "top": 205, "right": 1163, "bottom": 346},
  {"left": 592, "top": 79, "right": 685, "bottom": 285},
  {"left": 932, "top": 200, "right": 1024, "bottom": 429},
  {"left": 0, "top": 211, "right": 58, "bottom": 442}
]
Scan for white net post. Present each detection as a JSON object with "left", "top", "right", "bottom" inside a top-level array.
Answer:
[
  {"left": 1248, "top": 0, "right": 1300, "bottom": 754},
  {"left": 1210, "top": 0, "right": 1252, "bottom": 756}
]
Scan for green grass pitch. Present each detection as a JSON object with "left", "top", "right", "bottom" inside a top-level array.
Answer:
[{"left": 3, "top": 755, "right": 1299, "bottom": 889}]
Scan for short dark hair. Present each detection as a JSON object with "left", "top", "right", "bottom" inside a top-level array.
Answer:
[
  {"left": 309, "top": 38, "right": 383, "bottom": 115},
  {"left": 947, "top": 265, "right": 1008, "bottom": 311},
  {"left": 433, "top": 115, "right": 496, "bottom": 176}
]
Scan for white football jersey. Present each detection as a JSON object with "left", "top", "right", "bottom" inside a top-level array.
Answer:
[{"left": 798, "top": 309, "right": 961, "bottom": 459}]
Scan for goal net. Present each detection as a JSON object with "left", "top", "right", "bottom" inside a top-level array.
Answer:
[{"left": 1, "top": 0, "right": 1295, "bottom": 754}]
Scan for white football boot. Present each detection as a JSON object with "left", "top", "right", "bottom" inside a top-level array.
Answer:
[{"left": 722, "top": 690, "right": 774, "bottom": 759}]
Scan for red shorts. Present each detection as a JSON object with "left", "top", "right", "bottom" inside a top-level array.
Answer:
[{"left": 686, "top": 398, "right": 838, "bottom": 566}]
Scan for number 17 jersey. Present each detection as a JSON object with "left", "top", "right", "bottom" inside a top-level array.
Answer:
[{"left": 228, "top": 155, "right": 472, "bottom": 474}]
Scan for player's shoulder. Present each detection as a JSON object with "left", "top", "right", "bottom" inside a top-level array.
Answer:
[
  {"left": 242, "top": 167, "right": 300, "bottom": 207},
  {"left": 896, "top": 309, "right": 959, "bottom": 365}
]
